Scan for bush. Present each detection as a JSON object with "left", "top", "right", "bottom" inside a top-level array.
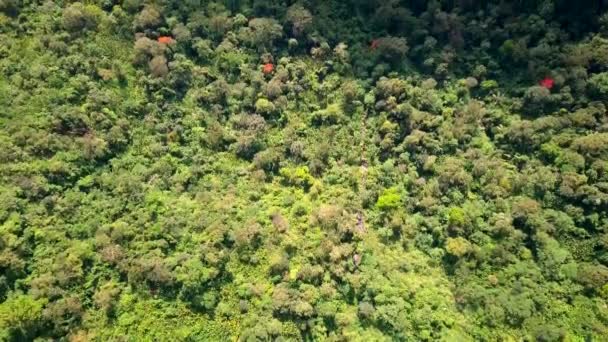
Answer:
[
  {"left": 63, "top": 3, "right": 101, "bottom": 32},
  {"left": 205, "top": 14, "right": 233, "bottom": 39},
  {"left": 436, "top": 157, "right": 472, "bottom": 193},
  {"left": 311, "top": 103, "right": 343, "bottom": 125},
  {"left": 246, "top": 17, "right": 283, "bottom": 47},
  {"left": 234, "top": 135, "right": 263, "bottom": 159},
  {"left": 522, "top": 86, "right": 555, "bottom": 115},
  {"left": 480, "top": 80, "right": 498, "bottom": 92},
  {"left": 149, "top": 55, "right": 169, "bottom": 77},
  {"left": 376, "top": 187, "right": 402, "bottom": 211},
  {"left": 285, "top": 4, "right": 313, "bottom": 36},
  {"left": 447, "top": 207, "right": 466, "bottom": 227},
  {"left": 255, "top": 98, "right": 276, "bottom": 115},
  {"left": 134, "top": 37, "right": 165, "bottom": 65},
  {"left": 0, "top": 295, "right": 45, "bottom": 341},
  {"left": 577, "top": 264, "right": 608, "bottom": 290},
  {"left": 134, "top": 5, "right": 162, "bottom": 29},
  {"left": 533, "top": 324, "right": 564, "bottom": 342},
  {"left": 279, "top": 166, "right": 314, "bottom": 189},
  {"left": 376, "top": 77, "right": 406, "bottom": 98},
  {"left": 253, "top": 148, "right": 281, "bottom": 172},
  {"left": 315, "top": 204, "right": 343, "bottom": 229},
  {"left": 375, "top": 36, "right": 409, "bottom": 64},
  {"left": 588, "top": 72, "right": 608, "bottom": 101},
  {"left": 0, "top": 0, "right": 20, "bottom": 15},
  {"left": 445, "top": 237, "right": 472, "bottom": 258},
  {"left": 572, "top": 133, "right": 608, "bottom": 157}
]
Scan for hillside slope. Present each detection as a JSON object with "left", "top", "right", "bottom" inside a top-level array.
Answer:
[{"left": 1, "top": 1, "right": 608, "bottom": 340}]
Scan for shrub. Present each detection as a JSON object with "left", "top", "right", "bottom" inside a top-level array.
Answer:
[
  {"left": 253, "top": 148, "right": 281, "bottom": 172},
  {"left": 315, "top": 204, "right": 342, "bottom": 229},
  {"left": 0, "top": 0, "right": 20, "bottom": 15},
  {"left": 577, "top": 264, "right": 608, "bottom": 290},
  {"left": 588, "top": 72, "right": 608, "bottom": 101},
  {"left": 480, "top": 80, "right": 498, "bottom": 92},
  {"left": 533, "top": 325, "right": 565, "bottom": 342},
  {"left": 512, "top": 197, "right": 541, "bottom": 223},
  {"left": 375, "top": 36, "right": 409, "bottom": 63},
  {"left": 133, "top": 37, "right": 165, "bottom": 65},
  {"left": 0, "top": 295, "right": 45, "bottom": 341},
  {"left": 279, "top": 166, "right": 314, "bottom": 189},
  {"left": 311, "top": 103, "right": 343, "bottom": 125},
  {"left": 206, "top": 14, "right": 233, "bottom": 39},
  {"left": 285, "top": 4, "right": 313, "bottom": 36},
  {"left": 445, "top": 237, "right": 472, "bottom": 258},
  {"left": 271, "top": 212, "right": 289, "bottom": 233},
  {"left": 134, "top": 5, "right": 162, "bottom": 29},
  {"left": 447, "top": 207, "right": 466, "bottom": 227},
  {"left": 255, "top": 98, "right": 276, "bottom": 115},
  {"left": 435, "top": 157, "right": 472, "bottom": 192},
  {"left": 522, "top": 86, "right": 555, "bottom": 115},
  {"left": 63, "top": 3, "right": 101, "bottom": 32},
  {"left": 376, "top": 77, "right": 406, "bottom": 98},
  {"left": 149, "top": 55, "right": 169, "bottom": 77},
  {"left": 247, "top": 17, "right": 283, "bottom": 47},
  {"left": 376, "top": 187, "right": 402, "bottom": 211},
  {"left": 572, "top": 133, "right": 608, "bottom": 157}
]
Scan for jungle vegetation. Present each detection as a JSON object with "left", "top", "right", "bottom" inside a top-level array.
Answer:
[{"left": 1, "top": 0, "right": 608, "bottom": 341}]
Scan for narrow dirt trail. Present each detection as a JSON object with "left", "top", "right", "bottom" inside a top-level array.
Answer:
[{"left": 356, "top": 110, "right": 368, "bottom": 234}]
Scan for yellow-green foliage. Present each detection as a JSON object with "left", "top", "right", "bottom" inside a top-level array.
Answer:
[
  {"left": 311, "top": 103, "right": 344, "bottom": 124},
  {"left": 255, "top": 97, "right": 276, "bottom": 115},
  {"left": 376, "top": 187, "right": 402, "bottom": 210},
  {"left": 0, "top": 295, "right": 45, "bottom": 341},
  {"left": 445, "top": 237, "right": 472, "bottom": 257},
  {"left": 1, "top": 1, "right": 608, "bottom": 341},
  {"left": 447, "top": 207, "right": 466, "bottom": 227},
  {"left": 279, "top": 165, "right": 314, "bottom": 189}
]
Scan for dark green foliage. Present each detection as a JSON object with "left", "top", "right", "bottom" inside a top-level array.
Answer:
[
  {"left": 375, "top": 36, "right": 409, "bottom": 64},
  {"left": 588, "top": 72, "right": 608, "bottom": 100},
  {"left": 0, "top": 0, "right": 20, "bottom": 15}
]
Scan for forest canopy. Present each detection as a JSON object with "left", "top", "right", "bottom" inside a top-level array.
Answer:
[{"left": 1, "top": 0, "right": 608, "bottom": 341}]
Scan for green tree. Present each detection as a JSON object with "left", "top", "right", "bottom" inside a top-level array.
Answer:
[{"left": 0, "top": 295, "right": 45, "bottom": 341}]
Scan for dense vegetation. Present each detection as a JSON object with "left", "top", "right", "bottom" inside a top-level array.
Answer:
[{"left": 1, "top": 0, "right": 608, "bottom": 340}]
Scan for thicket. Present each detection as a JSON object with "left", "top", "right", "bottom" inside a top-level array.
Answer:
[{"left": 1, "top": 0, "right": 608, "bottom": 341}]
